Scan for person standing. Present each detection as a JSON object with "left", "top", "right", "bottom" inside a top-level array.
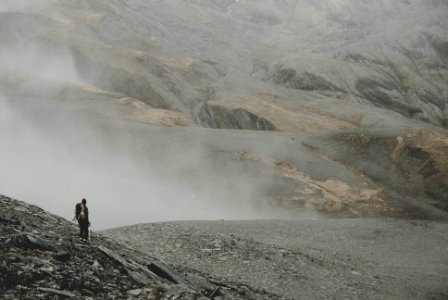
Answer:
[{"left": 75, "top": 198, "right": 90, "bottom": 241}]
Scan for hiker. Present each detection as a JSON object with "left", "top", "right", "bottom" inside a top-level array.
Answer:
[{"left": 75, "top": 198, "right": 90, "bottom": 241}]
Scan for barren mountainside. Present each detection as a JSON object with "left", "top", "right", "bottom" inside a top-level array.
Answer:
[{"left": 0, "top": 0, "right": 447, "bottom": 228}]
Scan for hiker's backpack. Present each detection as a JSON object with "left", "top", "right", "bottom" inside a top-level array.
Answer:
[{"left": 75, "top": 203, "right": 85, "bottom": 220}]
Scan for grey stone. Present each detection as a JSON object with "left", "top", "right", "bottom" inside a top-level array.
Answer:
[
  {"left": 127, "top": 288, "right": 143, "bottom": 296},
  {"left": 12, "top": 234, "right": 56, "bottom": 252},
  {"left": 97, "top": 246, "right": 158, "bottom": 285},
  {"left": 37, "top": 287, "right": 76, "bottom": 298},
  {"left": 148, "top": 261, "right": 188, "bottom": 285}
]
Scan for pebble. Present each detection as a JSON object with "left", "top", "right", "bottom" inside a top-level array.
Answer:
[{"left": 127, "top": 288, "right": 143, "bottom": 296}]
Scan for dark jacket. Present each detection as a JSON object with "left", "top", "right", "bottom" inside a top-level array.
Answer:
[{"left": 78, "top": 204, "right": 89, "bottom": 225}]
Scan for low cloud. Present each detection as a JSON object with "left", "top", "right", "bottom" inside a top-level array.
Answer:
[{"left": 0, "top": 92, "right": 283, "bottom": 229}]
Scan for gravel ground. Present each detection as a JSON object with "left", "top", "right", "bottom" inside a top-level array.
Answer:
[{"left": 103, "top": 218, "right": 448, "bottom": 300}]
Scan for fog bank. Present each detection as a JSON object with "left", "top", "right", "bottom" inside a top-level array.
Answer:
[{"left": 0, "top": 94, "right": 286, "bottom": 229}]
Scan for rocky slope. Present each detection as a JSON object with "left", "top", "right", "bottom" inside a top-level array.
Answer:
[
  {"left": 104, "top": 219, "right": 448, "bottom": 300},
  {"left": 0, "top": 195, "right": 277, "bottom": 299}
]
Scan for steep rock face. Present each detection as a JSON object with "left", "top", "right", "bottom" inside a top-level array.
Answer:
[{"left": 0, "top": 195, "right": 277, "bottom": 299}]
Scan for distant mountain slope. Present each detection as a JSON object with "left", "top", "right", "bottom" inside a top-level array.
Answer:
[
  {"left": 1, "top": 0, "right": 447, "bottom": 129},
  {"left": 0, "top": 0, "right": 447, "bottom": 222}
]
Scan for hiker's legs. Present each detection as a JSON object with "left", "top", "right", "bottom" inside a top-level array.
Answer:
[
  {"left": 78, "top": 222, "right": 83, "bottom": 238},
  {"left": 83, "top": 226, "right": 89, "bottom": 240},
  {"left": 80, "top": 222, "right": 89, "bottom": 240}
]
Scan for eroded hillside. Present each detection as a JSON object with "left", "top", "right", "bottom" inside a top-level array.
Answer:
[{"left": 0, "top": 0, "right": 447, "bottom": 223}]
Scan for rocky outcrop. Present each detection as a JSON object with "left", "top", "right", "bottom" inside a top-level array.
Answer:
[
  {"left": 198, "top": 103, "right": 276, "bottom": 130},
  {"left": 272, "top": 68, "right": 344, "bottom": 93},
  {"left": 354, "top": 77, "right": 422, "bottom": 118},
  {"left": 0, "top": 195, "right": 277, "bottom": 299},
  {"left": 304, "top": 128, "right": 448, "bottom": 219}
]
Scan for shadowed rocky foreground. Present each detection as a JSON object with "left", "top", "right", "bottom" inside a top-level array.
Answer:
[
  {"left": 2, "top": 194, "right": 447, "bottom": 299},
  {"left": 0, "top": 195, "right": 279, "bottom": 299}
]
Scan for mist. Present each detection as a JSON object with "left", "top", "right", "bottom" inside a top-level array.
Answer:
[
  {"left": 0, "top": 0, "right": 49, "bottom": 12},
  {"left": 0, "top": 36, "right": 287, "bottom": 229},
  {"left": 0, "top": 7, "right": 285, "bottom": 229},
  {"left": 0, "top": 91, "right": 289, "bottom": 229}
]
